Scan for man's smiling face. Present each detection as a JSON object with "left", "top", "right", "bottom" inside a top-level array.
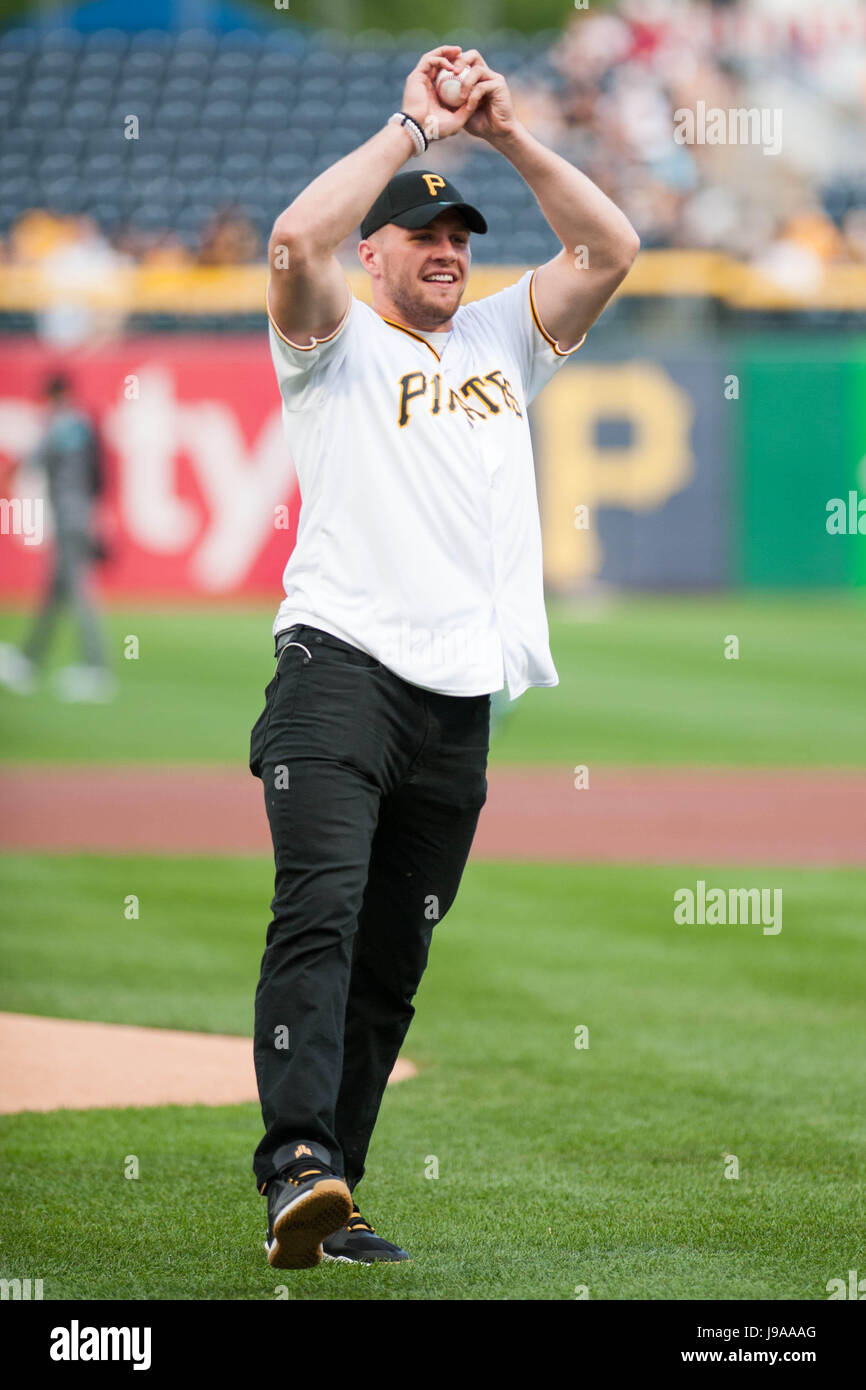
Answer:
[{"left": 361, "top": 209, "right": 472, "bottom": 331}]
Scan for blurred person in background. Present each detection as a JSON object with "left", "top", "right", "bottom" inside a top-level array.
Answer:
[
  {"left": 198, "top": 207, "right": 260, "bottom": 265},
  {"left": 0, "top": 373, "right": 115, "bottom": 703},
  {"left": 26, "top": 215, "right": 131, "bottom": 347}
]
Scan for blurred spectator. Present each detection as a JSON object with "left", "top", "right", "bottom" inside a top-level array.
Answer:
[
  {"left": 8, "top": 212, "right": 132, "bottom": 346},
  {"left": 542, "top": 0, "right": 866, "bottom": 261},
  {"left": 754, "top": 206, "right": 846, "bottom": 294},
  {"left": 112, "top": 226, "right": 194, "bottom": 268},
  {"left": 842, "top": 208, "right": 866, "bottom": 263},
  {"left": 0, "top": 6, "right": 865, "bottom": 270},
  {"left": 0, "top": 374, "right": 115, "bottom": 703},
  {"left": 197, "top": 208, "right": 260, "bottom": 265}
]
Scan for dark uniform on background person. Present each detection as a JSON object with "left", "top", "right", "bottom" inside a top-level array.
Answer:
[{"left": 0, "top": 373, "right": 114, "bottom": 702}]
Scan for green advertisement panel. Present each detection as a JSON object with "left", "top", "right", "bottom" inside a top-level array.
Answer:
[{"left": 737, "top": 339, "right": 866, "bottom": 588}]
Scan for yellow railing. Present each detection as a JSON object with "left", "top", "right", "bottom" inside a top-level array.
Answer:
[{"left": 2, "top": 252, "right": 866, "bottom": 313}]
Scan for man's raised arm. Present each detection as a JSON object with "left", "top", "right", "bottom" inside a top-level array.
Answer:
[
  {"left": 267, "top": 45, "right": 481, "bottom": 347},
  {"left": 455, "top": 50, "right": 640, "bottom": 350}
]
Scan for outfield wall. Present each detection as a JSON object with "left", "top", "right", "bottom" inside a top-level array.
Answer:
[{"left": 1, "top": 330, "right": 864, "bottom": 598}]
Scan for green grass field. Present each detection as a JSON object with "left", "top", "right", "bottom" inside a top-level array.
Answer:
[
  {"left": 1, "top": 592, "right": 865, "bottom": 765},
  {"left": 1, "top": 854, "right": 864, "bottom": 1300},
  {"left": 1, "top": 592, "right": 864, "bottom": 1300}
]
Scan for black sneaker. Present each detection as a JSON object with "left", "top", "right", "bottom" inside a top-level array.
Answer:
[
  {"left": 322, "top": 1202, "right": 412, "bottom": 1264},
  {"left": 262, "top": 1141, "right": 353, "bottom": 1269}
]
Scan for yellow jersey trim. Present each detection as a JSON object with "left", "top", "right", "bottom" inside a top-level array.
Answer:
[
  {"left": 266, "top": 282, "right": 352, "bottom": 351},
  {"left": 528, "top": 268, "right": 586, "bottom": 357},
  {"left": 380, "top": 316, "right": 441, "bottom": 362}
]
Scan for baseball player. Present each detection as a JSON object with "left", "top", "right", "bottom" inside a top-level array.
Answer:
[
  {"left": 249, "top": 43, "right": 638, "bottom": 1268},
  {"left": 0, "top": 373, "right": 113, "bottom": 703}
]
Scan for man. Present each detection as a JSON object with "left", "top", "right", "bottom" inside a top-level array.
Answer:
[
  {"left": 0, "top": 373, "right": 114, "bottom": 702},
  {"left": 249, "top": 43, "right": 638, "bottom": 1269}
]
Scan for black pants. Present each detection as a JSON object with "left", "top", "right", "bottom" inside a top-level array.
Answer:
[{"left": 249, "top": 624, "right": 490, "bottom": 1192}]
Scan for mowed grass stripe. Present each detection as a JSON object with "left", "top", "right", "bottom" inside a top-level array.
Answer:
[
  {"left": 0, "top": 855, "right": 864, "bottom": 1299},
  {"left": 2, "top": 594, "right": 865, "bottom": 765}
]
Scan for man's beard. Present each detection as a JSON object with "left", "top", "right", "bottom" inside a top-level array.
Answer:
[{"left": 389, "top": 273, "right": 462, "bottom": 331}]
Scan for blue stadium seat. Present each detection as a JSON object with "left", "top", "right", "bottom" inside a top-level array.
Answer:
[
  {"left": 246, "top": 97, "right": 293, "bottom": 129},
  {"left": 199, "top": 99, "right": 247, "bottom": 127},
  {"left": 167, "top": 51, "right": 212, "bottom": 78},
  {"left": 155, "top": 98, "right": 198, "bottom": 126},
  {"left": 300, "top": 49, "right": 343, "bottom": 76},
  {"left": 74, "top": 73, "right": 115, "bottom": 98},
  {"left": 65, "top": 99, "right": 113, "bottom": 129},
  {"left": 129, "top": 29, "right": 173, "bottom": 54},
  {"left": 138, "top": 175, "right": 185, "bottom": 208},
  {"left": 2, "top": 128, "right": 39, "bottom": 155},
  {"left": 247, "top": 75, "right": 288, "bottom": 101},
  {"left": 42, "top": 174, "right": 87, "bottom": 209},
  {"left": 0, "top": 51, "right": 28, "bottom": 81},
  {"left": 0, "top": 174, "right": 40, "bottom": 207},
  {"left": 89, "top": 200, "right": 125, "bottom": 228},
  {"left": 203, "top": 73, "right": 250, "bottom": 100},
  {"left": 126, "top": 150, "right": 170, "bottom": 178},
  {"left": 190, "top": 174, "right": 236, "bottom": 204},
  {"left": 294, "top": 98, "right": 335, "bottom": 129},
  {"left": 126, "top": 51, "right": 167, "bottom": 78},
  {"left": 212, "top": 50, "right": 257, "bottom": 78},
  {"left": 176, "top": 150, "right": 218, "bottom": 179},
  {"left": 0, "top": 25, "right": 563, "bottom": 269},
  {"left": 129, "top": 200, "right": 174, "bottom": 229},
  {"left": 223, "top": 128, "right": 270, "bottom": 156},
  {"left": 176, "top": 126, "right": 221, "bottom": 157},
  {"left": 269, "top": 150, "right": 309, "bottom": 179},
  {"left": 78, "top": 50, "right": 123, "bottom": 77},
  {"left": 120, "top": 78, "right": 163, "bottom": 104},
  {"left": 85, "top": 29, "right": 129, "bottom": 54},
  {"left": 41, "top": 129, "right": 87, "bottom": 156},
  {"left": 86, "top": 150, "right": 126, "bottom": 176},
  {"left": 174, "top": 201, "right": 220, "bottom": 230},
  {"left": 34, "top": 48, "right": 78, "bottom": 76},
  {"left": 0, "top": 28, "right": 38, "bottom": 55},
  {"left": 17, "top": 98, "right": 60, "bottom": 126},
  {"left": 174, "top": 29, "right": 219, "bottom": 55},
  {"left": 220, "top": 29, "right": 263, "bottom": 51},
  {"left": 41, "top": 26, "right": 82, "bottom": 50},
  {"left": 0, "top": 151, "right": 30, "bottom": 179},
  {"left": 38, "top": 152, "right": 82, "bottom": 182}
]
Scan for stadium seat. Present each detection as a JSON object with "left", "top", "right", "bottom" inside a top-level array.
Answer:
[
  {"left": 156, "top": 99, "right": 198, "bottom": 127},
  {"left": 129, "top": 29, "right": 173, "bottom": 53},
  {"left": 86, "top": 30, "right": 129, "bottom": 54},
  {"left": 125, "top": 51, "right": 167, "bottom": 76},
  {"left": 199, "top": 99, "right": 247, "bottom": 127},
  {"left": 166, "top": 51, "right": 212, "bottom": 78},
  {"left": 0, "top": 25, "right": 573, "bottom": 266},
  {"left": 0, "top": 28, "right": 39, "bottom": 54}
]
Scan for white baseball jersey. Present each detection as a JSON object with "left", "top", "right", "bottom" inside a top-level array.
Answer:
[{"left": 268, "top": 269, "right": 584, "bottom": 699}]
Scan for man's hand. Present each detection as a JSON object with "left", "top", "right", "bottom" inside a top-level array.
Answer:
[
  {"left": 452, "top": 51, "right": 519, "bottom": 145},
  {"left": 402, "top": 46, "right": 481, "bottom": 143}
]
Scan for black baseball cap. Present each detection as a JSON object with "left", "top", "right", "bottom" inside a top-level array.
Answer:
[{"left": 360, "top": 170, "right": 487, "bottom": 240}]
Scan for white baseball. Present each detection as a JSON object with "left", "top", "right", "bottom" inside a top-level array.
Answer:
[{"left": 437, "top": 69, "right": 464, "bottom": 109}]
